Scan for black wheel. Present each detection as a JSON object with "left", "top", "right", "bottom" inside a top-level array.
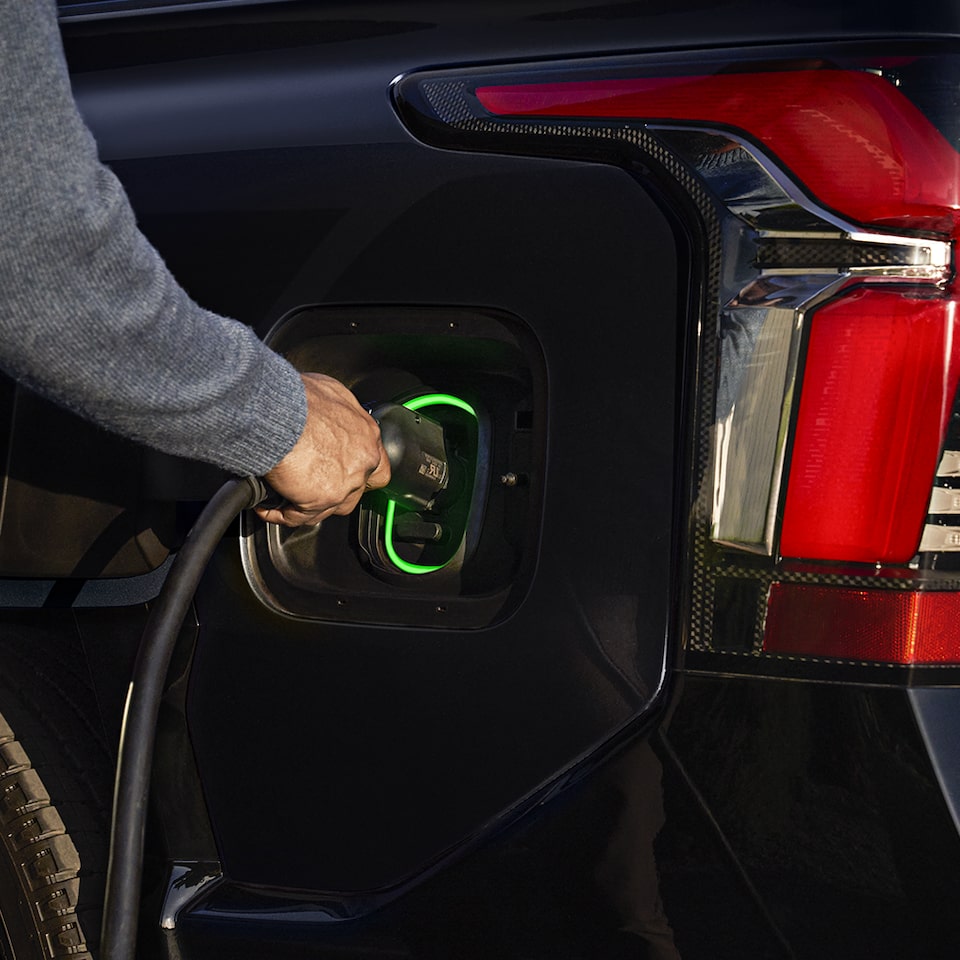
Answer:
[{"left": 0, "top": 620, "right": 113, "bottom": 960}]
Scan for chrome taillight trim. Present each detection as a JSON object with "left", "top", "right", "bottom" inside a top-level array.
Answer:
[
  {"left": 842, "top": 232, "right": 951, "bottom": 280},
  {"left": 712, "top": 277, "right": 845, "bottom": 554},
  {"left": 649, "top": 126, "right": 954, "bottom": 555}
]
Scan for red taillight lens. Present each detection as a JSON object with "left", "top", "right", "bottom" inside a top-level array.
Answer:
[
  {"left": 781, "top": 289, "right": 960, "bottom": 563},
  {"left": 764, "top": 583, "right": 960, "bottom": 664},
  {"left": 476, "top": 70, "right": 960, "bottom": 231}
]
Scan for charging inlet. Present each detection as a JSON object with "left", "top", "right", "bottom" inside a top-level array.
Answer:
[{"left": 240, "top": 303, "right": 544, "bottom": 629}]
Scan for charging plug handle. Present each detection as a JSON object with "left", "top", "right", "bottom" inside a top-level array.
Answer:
[{"left": 368, "top": 402, "right": 449, "bottom": 512}]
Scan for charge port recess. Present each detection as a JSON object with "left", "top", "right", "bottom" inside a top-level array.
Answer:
[{"left": 239, "top": 305, "right": 545, "bottom": 630}]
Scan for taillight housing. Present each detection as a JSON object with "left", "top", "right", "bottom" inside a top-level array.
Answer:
[{"left": 394, "top": 46, "right": 960, "bottom": 678}]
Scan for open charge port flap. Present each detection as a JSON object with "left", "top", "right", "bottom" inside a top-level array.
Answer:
[{"left": 239, "top": 305, "right": 546, "bottom": 630}]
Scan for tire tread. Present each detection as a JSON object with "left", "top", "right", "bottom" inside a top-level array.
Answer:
[{"left": 0, "top": 735, "right": 95, "bottom": 960}]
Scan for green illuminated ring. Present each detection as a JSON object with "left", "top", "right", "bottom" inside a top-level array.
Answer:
[
  {"left": 404, "top": 393, "right": 477, "bottom": 417},
  {"left": 383, "top": 394, "right": 477, "bottom": 575}
]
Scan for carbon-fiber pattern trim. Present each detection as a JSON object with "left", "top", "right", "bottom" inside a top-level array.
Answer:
[{"left": 756, "top": 237, "right": 934, "bottom": 269}]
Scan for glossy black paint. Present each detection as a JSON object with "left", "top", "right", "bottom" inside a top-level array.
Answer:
[
  {"left": 663, "top": 679, "right": 960, "bottom": 960},
  {"left": 46, "top": 2, "right": 960, "bottom": 958},
  {"left": 168, "top": 676, "right": 960, "bottom": 960}
]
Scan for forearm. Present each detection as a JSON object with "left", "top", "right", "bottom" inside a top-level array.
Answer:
[{"left": 0, "top": 0, "right": 306, "bottom": 476}]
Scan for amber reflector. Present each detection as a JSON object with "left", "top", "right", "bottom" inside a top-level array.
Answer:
[{"left": 763, "top": 583, "right": 960, "bottom": 664}]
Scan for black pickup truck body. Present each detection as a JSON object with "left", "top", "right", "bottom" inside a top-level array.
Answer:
[{"left": 0, "top": 2, "right": 958, "bottom": 958}]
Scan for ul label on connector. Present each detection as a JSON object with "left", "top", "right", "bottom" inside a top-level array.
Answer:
[{"left": 418, "top": 454, "right": 447, "bottom": 485}]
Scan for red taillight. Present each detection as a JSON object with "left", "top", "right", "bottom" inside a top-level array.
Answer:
[
  {"left": 781, "top": 289, "right": 960, "bottom": 563},
  {"left": 476, "top": 71, "right": 960, "bottom": 232},
  {"left": 396, "top": 51, "right": 960, "bottom": 673},
  {"left": 763, "top": 583, "right": 960, "bottom": 664}
]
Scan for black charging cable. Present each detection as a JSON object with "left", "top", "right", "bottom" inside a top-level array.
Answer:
[{"left": 100, "top": 475, "right": 270, "bottom": 960}]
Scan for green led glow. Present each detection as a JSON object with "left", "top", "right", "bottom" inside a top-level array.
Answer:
[
  {"left": 383, "top": 394, "right": 477, "bottom": 575},
  {"left": 384, "top": 499, "right": 445, "bottom": 574},
  {"left": 403, "top": 393, "right": 477, "bottom": 417}
]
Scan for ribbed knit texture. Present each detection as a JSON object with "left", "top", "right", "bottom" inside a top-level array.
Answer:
[{"left": 0, "top": 0, "right": 306, "bottom": 476}]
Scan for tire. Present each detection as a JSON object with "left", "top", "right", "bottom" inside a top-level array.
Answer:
[{"left": 0, "top": 623, "right": 113, "bottom": 960}]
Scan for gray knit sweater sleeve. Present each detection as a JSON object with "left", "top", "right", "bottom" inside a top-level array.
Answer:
[{"left": 0, "top": 0, "right": 307, "bottom": 476}]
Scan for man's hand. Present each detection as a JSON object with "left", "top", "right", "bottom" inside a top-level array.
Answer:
[{"left": 257, "top": 372, "right": 391, "bottom": 527}]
